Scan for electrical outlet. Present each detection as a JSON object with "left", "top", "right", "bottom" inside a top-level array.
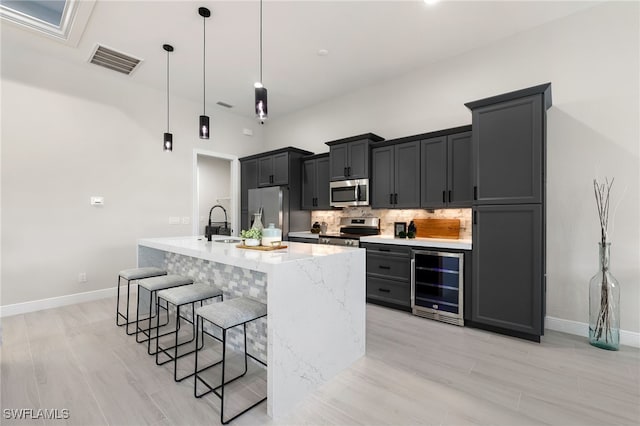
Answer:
[
  {"left": 78, "top": 272, "right": 87, "bottom": 283},
  {"left": 169, "top": 216, "right": 180, "bottom": 225},
  {"left": 181, "top": 216, "right": 190, "bottom": 225}
]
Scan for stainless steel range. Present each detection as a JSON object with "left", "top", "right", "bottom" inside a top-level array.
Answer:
[{"left": 318, "top": 217, "right": 380, "bottom": 247}]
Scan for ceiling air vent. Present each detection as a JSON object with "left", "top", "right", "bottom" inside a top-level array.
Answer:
[{"left": 88, "top": 44, "right": 142, "bottom": 75}]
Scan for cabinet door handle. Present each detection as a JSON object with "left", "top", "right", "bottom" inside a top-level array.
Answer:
[
  {"left": 474, "top": 186, "right": 478, "bottom": 200},
  {"left": 394, "top": 193, "right": 398, "bottom": 204},
  {"left": 314, "top": 197, "right": 318, "bottom": 207},
  {"left": 378, "top": 248, "right": 391, "bottom": 252},
  {"left": 378, "top": 288, "right": 391, "bottom": 293},
  {"left": 473, "top": 210, "right": 477, "bottom": 224},
  {"left": 348, "top": 166, "right": 351, "bottom": 176},
  {"left": 344, "top": 167, "right": 347, "bottom": 177},
  {"left": 448, "top": 190, "right": 452, "bottom": 203},
  {"left": 378, "top": 265, "right": 391, "bottom": 270},
  {"left": 389, "top": 193, "right": 393, "bottom": 205},
  {"left": 442, "top": 190, "right": 446, "bottom": 203}
]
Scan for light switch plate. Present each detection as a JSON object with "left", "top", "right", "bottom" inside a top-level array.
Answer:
[{"left": 90, "top": 196, "right": 104, "bottom": 206}]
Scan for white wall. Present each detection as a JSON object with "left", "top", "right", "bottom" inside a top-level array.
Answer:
[
  {"left": 264, "top": 2, "right": 640, "bottom": 333},
  {"left": 197, "top": 155, "right": 231, "bottom": 235},
  {"left": 1, "top": 41, "right": 265, "bottom": 306}
]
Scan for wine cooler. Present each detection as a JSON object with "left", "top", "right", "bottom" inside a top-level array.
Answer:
[{"left": 411, "top": 250, "right": 464, "bottom": 326}]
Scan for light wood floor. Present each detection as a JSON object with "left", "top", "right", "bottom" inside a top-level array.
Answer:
[{"left": 1, "top": 297, "right": 639, "bottom": 426}]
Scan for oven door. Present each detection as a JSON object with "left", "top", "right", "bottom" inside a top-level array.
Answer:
[{"left": 330, "top": 179, "right": 369, "bottom": 207}]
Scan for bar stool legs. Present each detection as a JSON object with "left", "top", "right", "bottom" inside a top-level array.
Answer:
[
  {"left": 134, "top": 275, "right": 194, "bottom": 350},
  {"left": 154, "top": 285, "right": 223, "bottom": 381},
  {"left": 193, "top": 298, "right": 267, "bottom": 424},
  {"left": 116, "top": 267, "right": 167, "bottom": 335}
]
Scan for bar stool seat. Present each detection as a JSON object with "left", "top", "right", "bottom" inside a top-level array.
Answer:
[
  {"left": 196, "top": 297, "right": 266, "bottom": 330},
  {"left": 120, "top": 267, "right": 167, "bottom": 281},
  {"left": 136, "top": 274, "right": 194, "bottom": 349},
  {"left": 155, "top": 283, "right": 224, "bottom": 381},
  {"left": 117, "top": 267, "right": 167, "bottom": 335},
  {"left": 194, "top": 297, "right": 267, "bottom": 424},
  {"left": 159, "top": 283, "right": 222, "bottom": 306}
]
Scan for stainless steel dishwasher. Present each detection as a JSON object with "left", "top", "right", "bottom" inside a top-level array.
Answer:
[{"left": 411, "top": 250, "right": 464, "bottom": 326}]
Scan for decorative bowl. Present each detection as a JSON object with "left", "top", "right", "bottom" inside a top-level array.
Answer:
[{"left": 244, "top": 238, "right": 261, "bottom": 247}]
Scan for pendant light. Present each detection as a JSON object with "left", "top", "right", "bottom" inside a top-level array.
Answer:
[
  {"left": 163, "top": 44, "right": 174, "bottom": 152},
  {"left": 254, "top": 0, "right": 267, "bottom": 123},
  {"left": 198, "top": 7, "right": 211, "bottom": 139}
]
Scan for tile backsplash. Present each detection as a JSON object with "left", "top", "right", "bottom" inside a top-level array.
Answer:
[{"left": 311, "top": 207, "right": 472, "bottom": 239}]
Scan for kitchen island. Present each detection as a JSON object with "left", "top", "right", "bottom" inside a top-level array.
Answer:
[{"left": 137, "top": 236, "right": 365, "bottom": 419}]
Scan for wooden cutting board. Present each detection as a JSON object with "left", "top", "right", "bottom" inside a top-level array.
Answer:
[{"left": 413, "top": 218, "right": 460, "bottom": 239}]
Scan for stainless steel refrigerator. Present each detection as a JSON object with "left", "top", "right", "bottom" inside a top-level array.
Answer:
[{"left": 247, "top": 187, "right": 310, "bottom": 239}]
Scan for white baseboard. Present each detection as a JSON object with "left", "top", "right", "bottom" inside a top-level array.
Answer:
[
  {"left": 545, "top": 316, "right": 640, "bottom": 348},
  {"left": 0, "top": 287, "right": 117, "bottom": 318}
]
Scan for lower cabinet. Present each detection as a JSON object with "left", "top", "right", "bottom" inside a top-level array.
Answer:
[
  {"left": 363, "top": 242, "right": 472, "bottom": 318},
  {"left": 288, "top": 237, "right": 318, "bottom": 244},
  {"left": 470, "top": 204, "right": 543, "bottom": 341},
  {"left": 362, "top": 243, "right": 411, "bottom": 311}
]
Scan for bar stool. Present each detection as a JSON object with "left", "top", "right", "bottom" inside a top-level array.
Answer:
[
  {"left": 116, "top": 267, "right": 167, "bottom": 335},
  {"left": 135, "top": 274, "right": 194, "bottom": 352},
  {"left": 194, "top": 297, "right": 267, "bottom": 424},
  {"left": 155, "top": 283, "right": 224, "bottom": 381}
]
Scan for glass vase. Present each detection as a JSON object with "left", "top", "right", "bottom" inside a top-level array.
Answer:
[
  {"left": 251, "top": 212, "right": 264, "bottom": 232},
  {"left": 589, "top": 242, "right": 620, "bottom": 350}
]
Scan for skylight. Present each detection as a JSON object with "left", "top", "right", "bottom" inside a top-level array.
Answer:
[
  {"left": 0, "top": 0, "right": 94, "bottom": 46},
  {"left": 1, "top": 0, "right": 66, "bottom": 27}
]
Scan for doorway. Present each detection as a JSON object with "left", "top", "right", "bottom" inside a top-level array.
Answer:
[{"left": 192, "top": 149, "right": 240, "bottom": 236}]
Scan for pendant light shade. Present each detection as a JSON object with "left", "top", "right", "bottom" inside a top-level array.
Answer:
[
  {"left": 198, "top": 7, "right": 211, "bottom": 139},
  {"left": 164, "top": 132, "right": 173, "bottom": 151},
  {"left": 163, "top": 44, "right": 174, "bottom": 152},
  {"left": 255, "top": 0, "right": 267, "bottom": 123},
  {"left": 255, "top": 85, "right": 267, "bottom": 120}
]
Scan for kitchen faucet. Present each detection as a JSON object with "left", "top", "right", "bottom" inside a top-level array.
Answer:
[{"left": 206, "top": 204, "right": 229, "bottom": 241}]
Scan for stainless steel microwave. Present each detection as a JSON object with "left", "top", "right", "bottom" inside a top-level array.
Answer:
[{"left": 330, "top": 179, "right": 369, "bottom": 207}]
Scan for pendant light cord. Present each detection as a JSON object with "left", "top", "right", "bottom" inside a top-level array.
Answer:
[
  {"left": 203, "top": 14, "right": 206, "bottom": 114},
  {"left": 166, "top": 49, "right": 170, "bottom": 133},
  {"left": 259, "top": 0, "right": 263, "bottom": 83}
]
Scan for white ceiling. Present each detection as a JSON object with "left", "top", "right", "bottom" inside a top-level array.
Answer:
[{"left": 1, "top": 0, "right": 600, "bottom": 120}]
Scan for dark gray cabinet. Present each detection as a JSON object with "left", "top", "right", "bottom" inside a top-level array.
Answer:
[
  {"left": 240, "top": 147, "right": 313, "bottom": 231},
  {"left": 325, "top": 133, "right": 384, "bottom": 181},
  {"left": 240, "top": 158, "right": 258, "bottom": 230},
  {"left": 362, "top": 243, "right": 411, "bottom": 310},
  {"left": 421, "top": 131, "right": 472, "bottom": 209},
  {"left": 371, "top": 141, "right": 420, "bottom": 208},
  {"left": 471, "top": 96, "right": 543, "bottom": 205},
  {"left": 465, "top": 83, "right": 551, "bottom": 342},
  {"left": 471, "top": 204, "right": 543, "bottom": 337},
  {"left": 258, "top": 152, "right": 288, "bottom": 187},
  {"left": 302, "top": 154, "right": 330, "bottom": 210},
  {"left": 288, "top": 236, "right": 318, "bottom": 244}
]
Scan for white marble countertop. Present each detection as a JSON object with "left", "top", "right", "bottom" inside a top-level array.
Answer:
[
  {"left": 138, "top": 236, "right": 359, "bottom": 273},
  {"left": 360, "top": 235, "right": 472, "bottom": 250},
  {"left": 288, "top": 231, "right": 320, "bottom": 239}
]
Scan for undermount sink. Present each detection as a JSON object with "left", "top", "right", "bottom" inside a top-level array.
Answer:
[{"left": 214, "top": 238, "right": 241, "bottom": 243}]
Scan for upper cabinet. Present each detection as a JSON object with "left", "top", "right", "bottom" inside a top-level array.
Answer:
[
  {"left": 371, "top": 141, "right": 421, "bottom": 209},
  {"left": 325, "top": 133, "right": 384, "bottom": 181},
  {"left": 302, "top": 153, "right": 331, "bottom": 210},
  {"left": 240, "top": 158, "right": 259, "bottom": 230},
  {"left": 465, "top": 85, "right": 550, "bottom": 205},
  {"left": 240, "top": 147, "right": 313, "bottom": 228},
  {"left": 421, "top": 130, "right": 473, "bottom": 209},
  {"left": 258, "top": 152, "right": 289, "bottom": 187}
]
